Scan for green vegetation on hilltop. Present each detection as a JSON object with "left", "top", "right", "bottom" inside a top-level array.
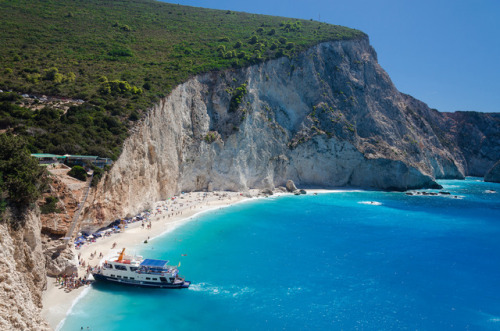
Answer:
[
  {"left": 0, "top": 134, "right": 47, "bottom": 225},
  {"left": 0, "top": 0, "right": 365, "bottom": 158}
]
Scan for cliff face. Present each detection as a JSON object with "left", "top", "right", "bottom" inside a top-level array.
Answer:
[
  {"left": 84, "top": 38, "right": 499, "bottom": 225},
  {"left": 485, "top": 160, "right": 500, "bottom": 183},
  {"left": 0, "top": 210, "right": 50, "bottom": 330},
  {"left": 439, "top": 111, "right": 500, "bottom": 176}
]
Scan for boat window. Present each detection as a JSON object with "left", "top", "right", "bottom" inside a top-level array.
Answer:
[
  {"left": 152, "top": 278, "right": 157, "bottom": 281},
  {"left": 115, "top": 265, "right": 127, "bottom": 271},
  {"left": 146, "top": 277, "right": 151, "bottom": 280},
  {"left": 123, "top": 276, "right": 128, "bottom": 279},
  {"left": 130, "top": 277, "right": 135, "bottom": 280},
  {"left": 110, "top": 274, "right": 115, "bottom": 277},
  {"left": 130, "top": 267, "right": 138, "bottom": 272},
  {"left": 117, "top": 275, "right": 121, "bottom": 278},
  {"left": 104, "top": 263, "right": 113, "bottom": 269}
]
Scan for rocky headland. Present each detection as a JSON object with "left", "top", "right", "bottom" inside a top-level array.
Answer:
[
  {"left": 484, "top": 160, "right": 500, "bottom": 183},
  {"left": 82, "top": 37, "right": 499, "bottom": 227}
]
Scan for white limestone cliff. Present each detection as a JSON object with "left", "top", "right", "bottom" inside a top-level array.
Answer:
[
  {"left": 0, "top": 209, "right": 50, "bottom": 330},
  {"left": 83, "top": 38, "right": 496, "bottom": 226}
]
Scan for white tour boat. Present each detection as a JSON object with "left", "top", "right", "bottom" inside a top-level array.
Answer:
[{"left": 92, "top": 248, "right": 190, "bottom": 289}]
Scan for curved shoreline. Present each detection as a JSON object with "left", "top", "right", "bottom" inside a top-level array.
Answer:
[{"left": 42, "top": 189, "right": 343, "bottom": 330}]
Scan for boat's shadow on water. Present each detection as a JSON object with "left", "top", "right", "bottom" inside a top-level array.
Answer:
[{"left": 90, "top": 281, "right": 187, "bottom": 298}]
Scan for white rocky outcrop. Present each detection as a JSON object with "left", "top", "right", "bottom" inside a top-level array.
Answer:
[
  {"left": 0, "top": 209, "right": 50, "bottom": 330},
  {"left": 83, "top": 38, "right": 496, "bottom": 226},
  {"left": 44, "top": 243, "right": 78, "bottom": 277}
]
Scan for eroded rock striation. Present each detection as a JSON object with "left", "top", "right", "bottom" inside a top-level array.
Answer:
[
  {"left": 83, "top": 37, "right": 499, "bottom": 226},
  {"left": 0, "top": 209, "right": 50, "bottom": 330}
]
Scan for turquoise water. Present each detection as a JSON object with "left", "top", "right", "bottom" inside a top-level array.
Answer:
[{"left": 60, "top": 178, "right": 500, "bottom": 330}]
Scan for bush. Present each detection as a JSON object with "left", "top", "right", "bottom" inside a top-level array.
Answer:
[
  {"left": 0, "top": 134, "right": 47, "bottom": 223},
  {"left": 68, "top": 165, "right": 87, "bottom": 181},
  {"left": 40, "top": 196, "right": 60, "bottom": 214},
  {"left": 204, "top": 131, "right": 220, "bottom": 144},
  {"left": 0, "top": 92, "right": 21, "bottom": 102},
  {"left": 108, "top": 48, "right": 133, "bottom": 57},
  {"left": 99, "top": 80, "right": 142, "bottom": 95},
  {"left": 90, "top": 165, "right": 104, "bottom": 187},
  {"left": 228, "top": 83, "right": 248, "bottom": 112}
]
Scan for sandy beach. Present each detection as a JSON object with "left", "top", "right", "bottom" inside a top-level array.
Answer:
[{"left": 41, "top": 188, "right": 337, "bottom": 330}]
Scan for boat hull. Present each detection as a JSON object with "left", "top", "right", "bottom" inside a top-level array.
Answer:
[{"left": 92, "top": 273, "right": 190, "bottom": 289}]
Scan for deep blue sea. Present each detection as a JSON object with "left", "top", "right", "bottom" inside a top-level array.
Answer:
[{"left": 60, "top": 178, "right": 500, "bottom": 330}]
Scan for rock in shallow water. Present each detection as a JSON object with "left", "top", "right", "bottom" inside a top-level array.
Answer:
[{"left": 286, "top": 180, "right": 298, "bottom": 192}]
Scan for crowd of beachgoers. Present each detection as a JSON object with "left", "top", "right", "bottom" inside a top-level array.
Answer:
[
  {"left": 69, "top": 192, "right": 240, "bottom": 279},
  {"left": 73, "top": 191, "right": 235, "bottom": 250},
  {"left": 55, "top": 272, "right": 93, "bottom": 292},
  {"left": 43, "top": 190, "right": 254, "bottom": 328},
  {"left": 73, "top": 194, "right": 189, "bottom": 249}
]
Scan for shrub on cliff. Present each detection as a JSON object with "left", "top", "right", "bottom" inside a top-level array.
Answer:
[
  {"left": 67, "top": 165, "right": 87, "bottom": 181},
  {"left": 204, "top": 131, "right": 219, "bottom": 143},
  {"left": 40, "top": 196, "right": 60, "bottom": 214},
  {"left": 90, "top": 165, "right": 105, "bottom": 187},
  {"left": 228, "top": 83, "right": 248, "bottom": 112}
]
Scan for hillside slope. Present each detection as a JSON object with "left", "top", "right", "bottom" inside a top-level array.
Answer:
[{"left": 0, "top": 0, "right": 364, "bottom": 159}]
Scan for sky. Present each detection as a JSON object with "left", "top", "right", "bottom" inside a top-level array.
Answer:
[{"left": 168, "top": 0, "right": 500, "bottom": 113}]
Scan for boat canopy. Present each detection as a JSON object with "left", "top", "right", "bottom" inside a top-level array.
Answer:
[{"left": 140, "top": 259, "right": 169, "bottom": 268}]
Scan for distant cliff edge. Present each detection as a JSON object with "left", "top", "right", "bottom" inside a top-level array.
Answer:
[
  {"left": 485, "top": 161, "right": 500, "bottom": 183},
  {"left": 83, "top": 37, "right": 500, "bottom": 225}
]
